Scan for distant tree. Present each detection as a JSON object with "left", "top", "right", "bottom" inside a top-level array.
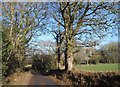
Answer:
[
  {"left": 92, "top": 50, "right": 102, "bottom": 64},
  {"left": 100, "top": 42, "right": 119, "bottom": 63}
]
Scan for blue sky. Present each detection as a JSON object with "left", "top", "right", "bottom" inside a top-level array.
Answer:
[
  {"left": 34, "top": 32, "right": 118, "bottom": 43},
  {"left": 31, "top": 16, "right": 118, "bottom": 50},
  {"left": 31, "top": 14, "right": 118, "bottom": 49},
  {"left": 1, "top": 1, "right": 118, "bottom": 50},
  {"left": 35, "top": 2, "right": 118, "bottom": 49},
  {"left": 32, "top": 31, "right": 118, "bottom": 49}
]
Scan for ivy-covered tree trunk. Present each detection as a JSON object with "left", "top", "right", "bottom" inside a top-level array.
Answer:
[
  {"left": 64, "top": 38, "right": 74, "bottom": 70},
  {"left": 65, "top": 31, "right": 74, "bottom": 70}
]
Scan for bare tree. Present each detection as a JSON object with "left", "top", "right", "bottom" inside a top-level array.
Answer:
[{"left": 49, "top": 2, "right": 119, "bottom": 71}]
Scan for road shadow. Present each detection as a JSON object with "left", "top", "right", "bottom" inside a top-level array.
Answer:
[
  {"left": 28, "top": 72, "right": 58, "bottom": 86},
  {"left": 26, "top": 69, "right": 67, "bottom": 86},
  {"left": 29, "top": 68, "right": 67, "bottom": 76},
  {"left": 43, "top": 69, "right": 66, "bottom": 76},
  {"left": 27, "top": 69, "right": 65, "bottom": 86}
]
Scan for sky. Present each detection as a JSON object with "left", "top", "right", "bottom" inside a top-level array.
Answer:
[
  {"left": 34, "top": 32, "right": 118, "bottom": 43},
  {"left": 1, "top": 1, "right": 119, "bottom": 50},
  {"left": 31, "top": 31, "right": 118, "bottom": 50},
  {"left": 31, "top": 2, "right": 119, "bottom": 50},
  {"left": 1, "top": 0, "right": 120, "bottom": 2},
  {"left": 31, "top": 15, "right": 118, "bottom": 50}
]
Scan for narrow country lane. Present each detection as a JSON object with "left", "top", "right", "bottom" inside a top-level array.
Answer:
[
  {"left": 28, "top": 74, "right": 57, "bottom": 86},
  {"left": 4, "top": 72, "right": 59, "bottom": 86}
]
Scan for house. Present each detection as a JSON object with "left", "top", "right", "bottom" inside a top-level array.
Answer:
[{"left": 74, "top": 46, "right": 95, "bottom": 64}]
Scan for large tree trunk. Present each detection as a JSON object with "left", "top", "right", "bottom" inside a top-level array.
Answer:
[
  {"left": 62, "top": 3, "right": 75, "bottom": 71},
  {"left": 65, "top": 39, "right": 74, "bottom": 71},
  {"left": 56, "top": 31, "right": 63, "bottom": 69},
  {"left": 67, "top": 52, "right": 73, "bottom": 70}
]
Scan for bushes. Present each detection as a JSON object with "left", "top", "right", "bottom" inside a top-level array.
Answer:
[
  {"left": 32, "top": 53, "right": 57, "bottom": 73},
  {"left": 2, "top": 30, "right": 26, "bottom": 78},
  {"left": 49, "top": 70, "right": 120, "bottom": 86}
]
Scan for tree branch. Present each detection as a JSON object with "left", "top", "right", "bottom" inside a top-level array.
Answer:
[
  {"left": 52, "top": 14, "right": 65, "bottom": 28},
  {"left": 73, "top": 2, "right": 90, "bottom": 36}
]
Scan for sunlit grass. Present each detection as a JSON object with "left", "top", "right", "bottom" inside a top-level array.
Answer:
[{"left": 75, "top": 63, "right": 119, "bottom": 72}]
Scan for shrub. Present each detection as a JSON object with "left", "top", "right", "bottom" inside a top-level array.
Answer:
[
  {"left": 32, "top": 53, "right": 56, "bottom": 73},
  {"left": 49, "top": 70, "right": 120, "bottom": 86}
]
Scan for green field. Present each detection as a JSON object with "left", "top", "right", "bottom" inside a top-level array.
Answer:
[{"left": 75, "top": 63, "right": 120, "bottom": 72}]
